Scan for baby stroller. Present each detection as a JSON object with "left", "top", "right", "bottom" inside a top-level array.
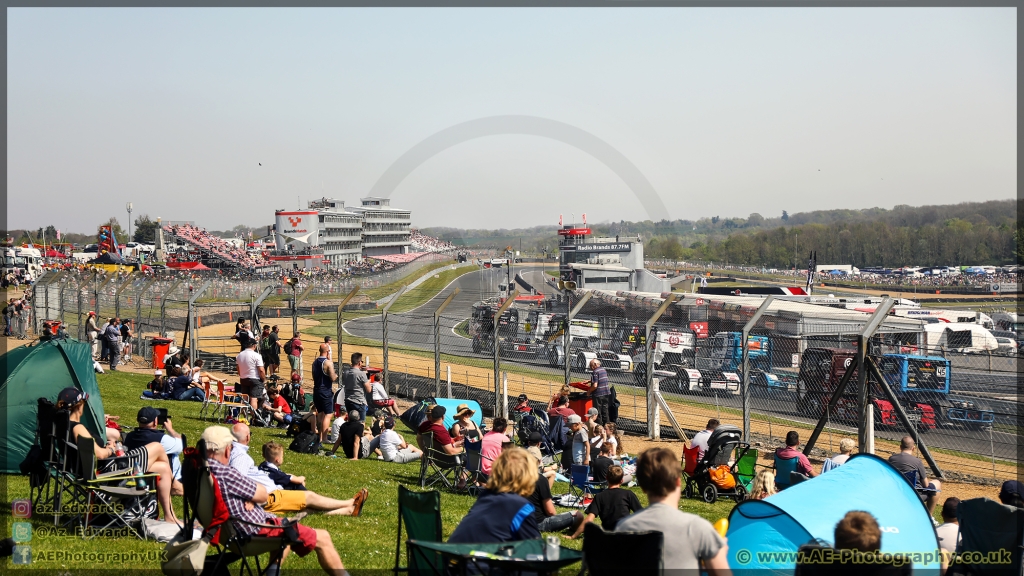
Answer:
[
  {"left": 683, "top": 424, "right": 750, "bottom": 504},
  {"left": 516, "top": 408, "right": 552, "bottom": 448}
]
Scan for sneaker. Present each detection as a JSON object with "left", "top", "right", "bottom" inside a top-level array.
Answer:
[{"left": 352, "top": 488, "right": 368, "bottom": 517}]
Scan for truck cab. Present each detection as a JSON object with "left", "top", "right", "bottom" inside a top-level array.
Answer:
[
  {"left": 612, "top": 324, "right": 697, "bottom": 386},
  {"left": 469, "top": 303, "right": 519, "bottom": 353}
]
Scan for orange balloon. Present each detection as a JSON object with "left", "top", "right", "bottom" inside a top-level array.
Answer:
[{"left": 713, "top": 518, "right": 729, "bottom": 537}]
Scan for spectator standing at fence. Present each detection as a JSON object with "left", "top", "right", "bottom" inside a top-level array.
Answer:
[
  {"left": 103, "top": 318, "right": 121, "bottom": 371},
  {"left": 342, "top": 352, "right": 371, "bottom": 422},
  {"left": 324, "top": 336, "right": 333, "bottom": 360},
  {"left": 120, "top": 319, "right": 133, "bottom": 363},
  {"left": 235, "top": 337, "right": 266, "bottom": 413},
  {"left": 312, "top": 343, "right": 338, "bottom": 446},
  {"left": 14, "top": 297, "right": 27, "bottom": 339},
  {"left": 616, "top": 447, "right": 731, "bottom": 574},
  {"left": 286, "top": 331, "right": 304, "bottom": 380},
  {"left": 587, "top": 359, "right": 612, "bottom": 425},
  {"left": 267, "top": 325, "right": 282, "bottom": 377},
  {"left": 85, "top": 311, "right": 100, "bottom": 359}
]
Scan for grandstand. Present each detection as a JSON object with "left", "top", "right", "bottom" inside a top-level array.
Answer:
[
  {"left": 410, "top": 229, "right": 455, "bottom": 253},
  {"left": 162, "top": 223, "right": 277, "bottom": 271}
]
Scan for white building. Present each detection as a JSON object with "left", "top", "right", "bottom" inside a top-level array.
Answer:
[{"left": 348, "top": 197, "right": 412, "bottom": 257}]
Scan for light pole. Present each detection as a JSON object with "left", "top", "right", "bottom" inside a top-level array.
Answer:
[
  {"left": 126, "top": 202, "right": 133, "bottom": 243},
  {"left": 287, "top": 276, "right": 299, "bottom": 334}
]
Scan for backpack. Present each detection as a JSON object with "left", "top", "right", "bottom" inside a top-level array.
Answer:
[
  {"left": 286, "top": 415, "right": 313, "bottom": 438},
  {"left": 283, "top": 339, "right": 295, "bottom": 356},
  {"left": 289, "top": 431, "right": 320, "bottom": 454},
  {"left": 400, "top": 399, "right": 434, "bottom": 432},
  {"left": 261, "top": 335, "right": 272, "bottom": 353}
]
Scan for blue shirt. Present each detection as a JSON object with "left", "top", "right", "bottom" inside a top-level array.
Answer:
[
  {"left": 448, "top": 490, "right": 540, "bottom": 544},
  {"left": 591, "top": 367, "right": 610, "bottom": 397},
  {"left": 312, "top": 356, "right": 331, "bottom": 395}
]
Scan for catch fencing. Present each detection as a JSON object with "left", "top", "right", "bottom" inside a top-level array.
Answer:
[{"left": 28, "top": 266, "right": 1019, "bottom": 481}]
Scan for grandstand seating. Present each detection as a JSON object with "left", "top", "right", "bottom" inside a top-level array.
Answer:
[{"left": 162, "top": 224, "right": 271, "bottom": 270}]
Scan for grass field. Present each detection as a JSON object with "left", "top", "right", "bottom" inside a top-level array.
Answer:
[{"left": 3, "top": 369, "right": 738, "bottom": 572}]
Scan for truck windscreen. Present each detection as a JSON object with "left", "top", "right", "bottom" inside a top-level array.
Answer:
[{"left": 904, "top": 359, "right": 947, "bottom": 392}]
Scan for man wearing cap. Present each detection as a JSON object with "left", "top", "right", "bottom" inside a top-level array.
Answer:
[
  {"left": 86, "top": 311, "right": 100, "bottom": 360},
  {"left": 587, "top": 359, "right": 612, "bottom": 425},
  {"left": 342, "top": 352, "right": 372, "bottom": 422},
  {"left": 514, "top": 394, "right": 532, "bottom": 414},
  {"left": 376, "top": 415, "right": 422, "bottom": 463},
  {"left": 999, "top": 480, "right": 1024, "bottom": 508},
  {"left": 123, "top": 407, "right": 185, "bottom": 494},
  {"left": 568, "top": 414, "right": 589, "bottom": 467},
  {"left": 547, "top": 395, "right": 576, "bottom": 425},
  {"left": 199, "top": 426, "right": 349, "bottom": 575},
  {"left": 236, "top": 337, "right": 266, "bottom": 413}
]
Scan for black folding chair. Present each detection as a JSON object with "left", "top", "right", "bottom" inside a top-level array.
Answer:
[
  {"left": 71, "top": 435, "right": 158, "bottom": 539},
  {"left": 947, "top": 497, "right": 1023, "bottom": 576},
  {"left": 580, "top": 522, "right": 663, "bottom": 575},
  {"left": 417, "top": 433, "right": 464, "bottom": 491}
]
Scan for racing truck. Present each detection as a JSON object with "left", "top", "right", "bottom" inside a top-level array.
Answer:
[
  {"left": 469, "top": 302, "right": 520, "bottom": 354},
  {"left": 668, "top": 331, "right": 782, "bottom": 395},
  {"left": 608, "top": 324, "right": 697, "bottom": 387},
  {"left": 497, "top": 309, "right": 560, "bottom": 360},
  {"left": 795, "top": 348, "right": 994, "bottom": 431},
  {"left": 546, "top": 316, "right": 633, "bottom": 372}
]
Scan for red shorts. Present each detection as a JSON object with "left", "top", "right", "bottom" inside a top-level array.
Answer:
[
  {"left": 373, "top": 399, "right": 395, "bottom": 407},
  {"left": 257, "top": 521, "right": 317, "bottom": 557}
]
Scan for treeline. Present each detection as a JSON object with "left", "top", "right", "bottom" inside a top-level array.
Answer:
[{"left": 423, "top": 199, "right": 1019, "bottom": 266}]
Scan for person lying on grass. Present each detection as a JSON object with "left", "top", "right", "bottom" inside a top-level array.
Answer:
[{"left": 229, "top": 423, "right": 367, "bottom": 516}]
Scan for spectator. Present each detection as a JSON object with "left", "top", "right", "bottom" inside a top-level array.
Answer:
[
  {"left": 593, "top": 442, "right": 633, "bottom": 484},
  {"left": 527, "top": 449, "right": 583, "bottom": 535},
  {"left": 58, "top": 390, "right": 178, "bottom": 525},
  {"left": 312, "top": 344, "right": 338, "bottom": 445},
  {"left": 164, "top": 348, "right": 189, "bottom": 377},
  {"left": 370, "top": 374, "right": 399, "bottom": 417},
  {"left": 604, "top": 422, "right": 625, "bottom": 458},
  {"left": 450, "top": 404, "right": 481, "bottom": 443},
  {"left": 265, "top": 386, "right": 293, "bottom": 426},
  {"left": 479, "top": 417, "right": 509, "bottom": 476},
  {"left": 887, "top": 436, "right": 941, "bottom": 516},
  {"left": 120, "top": 319, "right": 133, "bottom": 361},
  {"left": 266, "top": 325, "right": 281, "bottom": 377},
  {"left": 587, "top": 359, "right": 612, "bottom": 425},
  {"left": 235, "top": 337, "right": 265, "bottom": 413},
  {"left": 567, "top": 464, "right": 643, "bottom": 538},
  {"left": 823, "top": 438, "right": 856, "bottom": 473},
  {"left": 448, "top": 448, "right": 541, "bottom": 544},
  {"left": 417, "top": 405, "right": 465, "bottom": 487},
  {"left": 745, "top": 469, "right": 776, "bottom": 501},
  {"left": 691, "top": 419, "right": 719, "bottom": 460},
  {"left": 568, "top": 415, "right": 589, "bottom": 466},
  {"left": 124, "top": 407, "right": 185, "bottom": 494},
  {"left": 328, "top": 410, "right": 373, "bottom": 460},
  {"left": 103, "top": 318, "right": 121, "bottom": 371},
  {"left": 342, "top": 352, "right": 371, "bottom": 422},
  {"left": 776, "top": 431, "right": 818, "bottom": 481},
  {"left": 513, "top": 393, "right": 532, "bottom": 414},
  {"left": 998, "top": 480, "right": 1024, "bottom": 508},
  {"left": 258, "top": 441, "right": 306, "bottom": 491},
  {"left": 199, "top": 426, "right": 348, "bottom": 575},
  {"left": 834, "top": 510, "right": 881, "bottom": 552},
  {"left": 615, "top": 447, "right": 731, "bottom": 574},
  {"left": 547, "top": 395, "right": 576, "bottom": 424},
  {"left": 525, "top": 431, "right": 558, "bottom": 489},
  {"left": 169, "top": 370, "right": 206, "bottom": 402},
  {"left": 228, "top": 423, "right": 366, "bottom": 516},
  {"left": 85, "top": 311, "right": 100, "bottom": 359},
  {"left": 935, "top": 497, "right": 961, "bottom": 553},
  {"left": 323, "top": 335, "right": 333, "bottom": 360},
  {"left": 376, "top": 415, "right": 422, "bottom": 464},
  {"left": 259, "top": 325, "right": 273, "bottom": 368},
  {"left": 286, "top": 332, "right": 304, "bottom": 380}
]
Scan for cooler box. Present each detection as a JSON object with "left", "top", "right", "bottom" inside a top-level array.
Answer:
[
  {"left": 568, "top": 392, "right": 592, "bottom": 417},
  {"left": 151, "top": 337, "right": 173, "bottom": 369}
]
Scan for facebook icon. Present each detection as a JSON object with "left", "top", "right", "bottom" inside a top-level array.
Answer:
[{"left": 12, "top": 545, "right": 32, "bottom": 565}]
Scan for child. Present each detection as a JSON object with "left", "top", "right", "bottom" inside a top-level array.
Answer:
[
  {"left": 371, "top": 375, "right": 400, "bottom": 417},
  {"left": 258, "top": 441, "right": 306, "bottom": 490},
  {"left": 566, "top": 464, "right": 642, "bottom": 539},
  {"left": 265, "top": 385, "right": 294, "bottom": 427}
]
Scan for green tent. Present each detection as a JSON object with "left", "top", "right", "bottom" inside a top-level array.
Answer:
[{"left": 2, "top": 339, "right": 106, "bottom": 474}]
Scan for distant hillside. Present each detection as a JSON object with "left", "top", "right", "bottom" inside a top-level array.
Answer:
[{"left": 423, "top": 199, "right": 1020, "bottom": 267}]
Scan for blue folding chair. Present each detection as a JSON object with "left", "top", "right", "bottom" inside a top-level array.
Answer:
[
  {"left": 772, "top": 454, "right": 807, "bottom": 491},
  {"left": 900, "top": 469, "right": 938, "bottom": 503},
  {"left": 567, "top": 465, "right": 606, "bottom": 506}
]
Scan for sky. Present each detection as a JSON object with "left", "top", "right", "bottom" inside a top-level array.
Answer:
[{"left": 7, "top": 7, "right": 1017, "bottom": 234}]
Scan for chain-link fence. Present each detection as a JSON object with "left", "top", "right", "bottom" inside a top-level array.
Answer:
[{"left": 28, "top": 265, "right": 1020, "bottom": 480}]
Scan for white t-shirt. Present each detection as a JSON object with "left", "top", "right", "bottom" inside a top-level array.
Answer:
[
  {"left": 371, "top": 382, "right": 389, "bottom": 401},
  {"left": 378, "top": 429, "right": 405, "bottom": 458},
  {"left": 935, "top": 522, "right": 961, "bottom": 553},
  {"left": 691, "top": 429, "right": 713, "bottom": 458},
  {"left": 236, "top": 349, "right": 264, "bottom": 380}
]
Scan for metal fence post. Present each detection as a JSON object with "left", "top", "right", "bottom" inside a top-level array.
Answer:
[
  {"left": 335, "top": 286, "right": 360, "bottom": 360},
  {"left": 187, "top": 281, "right": 211, "bottom": 359},
  {"left": 740, "top": 296, "right": 774, "bottom": 443},
  {"left": 433, "top": 288, "right": 460, "bottom": 400},
  {"left": 564, "top": 292, "right": 593, "bottom": 389},
  {"left": 490, "top": 290, "right": 520, "bottom": 416},
  {"left": 645, "top": 294, "right": 678, "bottom": 439},
  {"left": 114, "top": 275, "right": 135, "bottom": 320},
  {"left": 381, "top": 285, "right": 408, "bottom": 387}
]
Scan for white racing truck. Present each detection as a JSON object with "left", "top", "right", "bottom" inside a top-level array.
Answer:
[{"left": 546, "top": 316, "right": 633, "bottom": 372}]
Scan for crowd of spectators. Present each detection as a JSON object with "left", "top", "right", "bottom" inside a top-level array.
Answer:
[
  {"left": 410, "top": 229, "right": 456, "bottom": 253},
  {"left": 164, "top": 224, "right": 271, "bottom": 269}
]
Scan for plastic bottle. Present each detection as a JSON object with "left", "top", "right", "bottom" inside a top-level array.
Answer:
[{"left": 134, "top": 464, "right": 147, "bottom": 490}]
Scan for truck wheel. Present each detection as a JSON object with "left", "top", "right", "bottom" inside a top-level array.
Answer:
[
  {"left": 472, "top": 338, "right": 481, "bottom": 353},
  {"left": 634, "top": 364, "right": 647, "bottom": 387}
]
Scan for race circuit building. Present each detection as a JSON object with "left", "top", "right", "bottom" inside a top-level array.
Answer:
[
  {"left": 558, "top": 225, "right": 670, "bottom": 292},
  {"left": 272, "top": 197, "right": 411, "bottom": 269}
]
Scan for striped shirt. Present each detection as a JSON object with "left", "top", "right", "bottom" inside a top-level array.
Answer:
[{"left": 591, "top": 367, "right": 611, "bottom": 397}]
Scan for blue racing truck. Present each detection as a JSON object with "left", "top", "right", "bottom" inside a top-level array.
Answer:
[{"left": 672, "top": 331, "right": 782, "bottom": 395}]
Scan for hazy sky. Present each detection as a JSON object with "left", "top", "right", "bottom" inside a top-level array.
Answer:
[{"left": 8, "top": 8, "right": 1016, "bottom": 234}]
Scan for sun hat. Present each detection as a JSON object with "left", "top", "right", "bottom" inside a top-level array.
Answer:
[{"left": 455, "top": 403, "right": 475, "bottom": 417}]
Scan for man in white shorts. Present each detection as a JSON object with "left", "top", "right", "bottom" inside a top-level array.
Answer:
[{"left": 376, "top": 415, "right": 422, "bottom": 463}]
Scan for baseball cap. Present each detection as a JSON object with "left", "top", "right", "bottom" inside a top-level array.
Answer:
[
  {"left": 430, "top": 405, "right": 446, "bottom": 420},
  {"left": 384, "top": 415, "right": 396, "bottom": 429},
  {"left": 57, "top": 387, "right": 87, "bottom": 406},
  {"left": 999, "top": 480, "right": 1023, "bottom": 502},
  {"left": 154, "top": 369, "right": 163, "bottom": 376},
  {"left": 88, "top": 311, "right": 96, "bottom": 316},
  {"left": 587, "top": 408, "right": 599, "bottom": 417},
  {"left": 137, "top": 407, "right": 161, "bottom": 425},
  {"left": 517, "top": 394, "right": 528, "bottom": 402},
  {"left": 567, "top": 414, "right": 582, "bottom": 425},
  {"left": 528, "top": 431, "right": 543, "bottom": 443}
]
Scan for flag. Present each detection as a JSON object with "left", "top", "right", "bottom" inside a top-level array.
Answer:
[
  {"left": 559, "top": 214, "right": 563, "bottom": 226},
  {"left": 582, "top": 213, "right": 587, "bottom": 225},
  {"left": 56, "top": 229, "right": 61, "bottom": 240}
]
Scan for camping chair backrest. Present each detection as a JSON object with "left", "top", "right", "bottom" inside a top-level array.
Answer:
[
  {"left": 395, "top": 485, "right": 443, "bottom": 575},
  {"left": 794, "top": 543, "right": 912, "bottom": 576},
  {"left": 773, "top": 454, "right": 799, "bottom": 490},
  {"left": 735, "top": 447, "right": 758, "bottom": 490},
  {"left": 683, "top": 444, "right": 701, "bottom": 476},
  {"left": 956, "top": 497, "right": 1024, "bottom": 576},
  {"left": 185, "top": 440, "right": 231, "bottom": 545},
  {"left": 75, "top": 435, "right": 99, "bottom": 481},
  {"left": 582, "top": 522, "right": 663, "bottom": 575},
  {"left": 463, "top": 447, "right": 484, "bottom": 475},
  {"left": 570, "top": 465, "right": 592, "bottom": 488}
]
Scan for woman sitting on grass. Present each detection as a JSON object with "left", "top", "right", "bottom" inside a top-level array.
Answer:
[
  {"left": 746, "top": 469, "right": 777, "bottom": 501},
  {"left": 448, "top": 447, "right": 540, "bottom": 544},
  {"left": 57, "top": 387, "right": 179, "bottom": 526}
]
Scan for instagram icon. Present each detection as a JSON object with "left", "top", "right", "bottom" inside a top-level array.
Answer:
[{"left": 12, "top": 499, "right": 32, "bottom": 519}]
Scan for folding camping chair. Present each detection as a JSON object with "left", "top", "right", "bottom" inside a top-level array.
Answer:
[
  {"left": 947, "top": 497, "right": 1023, "bottom": 576},
  {"left": 773, "top": 454, "right": 808, "bottom": 490},
  {"left": 565, "top": 465, "right": 606, "bottom": 507},
  {"left": 72, "top": 435, "right": 158, "bottom": 540},
  {"left": 183, "top": 440, "right": 306, "bottom": 576},
  {"left": 735, "top": 447, "right": 759, "bottom": 492},
  {"left": 580, "top": 522, "right": 663, "bottom": 575},
  {"left": 394, "top": 485, "right": 444, "bottom": 576},
  {"left": 210, "top": 380, "right": 254, "bottom": 423},
  {"left": 462, "top": 445, "right": 492, "bottom": 488},
  {"left": 417, "top": 433, "right": 465, "bottom": 491},
  {"left": 899, "top": 469, "right": 938, "bottom": 504}
]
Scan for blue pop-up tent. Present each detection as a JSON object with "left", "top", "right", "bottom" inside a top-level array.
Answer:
[
  {"left": 432, "top": 398, "right": 483, "bottom": 431},
  {"left": 726, "top": 454, "right": 940, "bottom": 574}
]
